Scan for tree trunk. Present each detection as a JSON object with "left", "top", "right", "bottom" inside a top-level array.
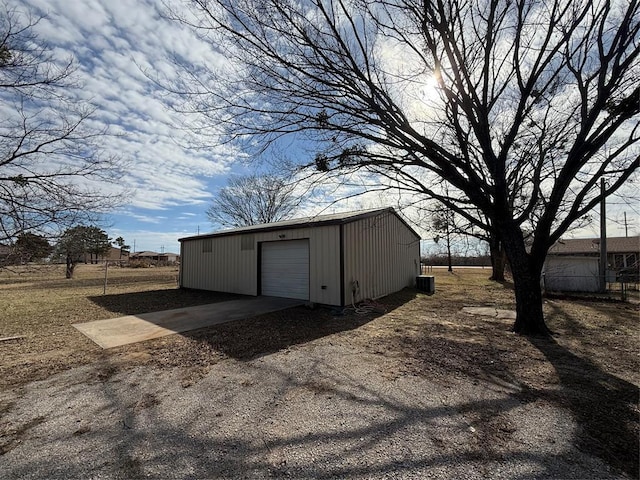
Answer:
[
  {"left": 510, "top": 264, "right": 549, "bottom": 335},
  {"left": 500, "top": 228, "right": 551, "bottom": 335},
  {"left": 446, "top": 224, "right": 453, "bottom": 272},
  {"left": 66, "top": 254, "right": 75, "bottom": 279},
  {"left": 489, "top": 235, "right": 507, "bottom": 281}
]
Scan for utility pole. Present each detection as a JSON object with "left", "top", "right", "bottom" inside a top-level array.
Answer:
[
  {"left": 624, "top": 212, "right": 628, "bottom": 237},
  {"left": 599, "top": 179, "right": 607, "bottom": 292}
]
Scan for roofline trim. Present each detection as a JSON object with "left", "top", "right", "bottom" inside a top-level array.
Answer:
[{"left": 179, "top": 207, "right": 421, "bottom": 242}]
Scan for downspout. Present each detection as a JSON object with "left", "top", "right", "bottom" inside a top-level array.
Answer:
[
  {"left": 339, "top": 224, "right": 345, "bottom": 307},
  {"left": 178, "top": 240, "right": 184, "bottom": 288}
]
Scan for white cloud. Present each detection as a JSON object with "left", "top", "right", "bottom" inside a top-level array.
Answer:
[
  {"left": 16, "top": 0, "right": 238, "bottom": 213},
  {"left": 9, "top": 0, "right": 637, "bottom": 250}
]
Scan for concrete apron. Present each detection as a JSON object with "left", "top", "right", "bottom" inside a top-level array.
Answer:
[{"left": 73, "top": 297, "right": 303, "bottom": 349}]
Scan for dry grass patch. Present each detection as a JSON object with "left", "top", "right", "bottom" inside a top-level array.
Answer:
[{"left": 0, "top": 264, "right": 239, "bottom": 386}]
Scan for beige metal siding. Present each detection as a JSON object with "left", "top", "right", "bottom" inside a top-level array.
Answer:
[
  {"left": 343, "top": 211, "right": 420, "bottom": 302},
  {"left": 181, "top": 234, "right": 256, "bottom": 295},
  {"left": 308, "top": 226, "right": 342, "bottom": 305},
  {"left": 180, "top": 225, "right": 341, "bottom": 305}
]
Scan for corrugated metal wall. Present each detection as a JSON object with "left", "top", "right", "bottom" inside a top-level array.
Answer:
[
  {"left": 342, "top": 211, "right": 420, "bottom": 303},
  {"left": 180, "top": 210, "right": 420, "bottom": 306},
  {"left": 180, "top": 225, "right": 342, "bottom": 305},
  {"left": 542, "top": 256, "right": 600, "bottom": 292}
]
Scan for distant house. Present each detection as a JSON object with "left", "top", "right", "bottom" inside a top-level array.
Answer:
[
  {"left": 69, "top": 247, "right": 129, "bottom": 265},
  {"left": 102, "top": 247, "right": 130, "bottom": 263},
  {"left": 130, "top": 251, "right": 179, "bottom": 265},
  {"left": 543, "top": 236, "right": 639, "bottom": 292},
  {"left": 163, "top": 252, "right": 180, "bottom": 263}
]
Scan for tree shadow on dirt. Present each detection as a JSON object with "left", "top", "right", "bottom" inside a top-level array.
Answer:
[
  {"left": 89, "top": 289, "right": 244, "bottom": 316},
  {"left": 176, "top": 289, "right": 418, "bottom": 361},
  {"left": 3, "top": 351, "right": 615, "bottom": 480},
  {"left": 4, "top": 284, "right": 631, "bottom": 479},
  {"left": 528, "top": 311, "right": 639, "bottom": 478},
  {"left": 80, "top": 287, "right": 637, "bottom": 477},
  {"left": 388, "top": 307, "right": 638, "bottom": 478}
]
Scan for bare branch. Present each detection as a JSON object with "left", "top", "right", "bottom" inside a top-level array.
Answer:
[
  {"left": 0, "top": 4, "right": 127, "bottom": 245},
  {"left": 206, "top": 174, "right": 302, "bottom": 228},
  {"left": 164, "top": 0, "right": 639, "bottom": 335}
]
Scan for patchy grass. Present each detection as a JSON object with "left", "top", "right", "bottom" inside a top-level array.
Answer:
[
  {"left": 0, "top": 264, "right": 638, "bottom": 477},
  {"left": 0, "top": 264, "right": 239, "bottom": 386}
]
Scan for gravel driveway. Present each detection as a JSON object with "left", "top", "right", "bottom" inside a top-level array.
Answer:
[{"left": 0, "top": 336, "right": 624, "bottom": 479}]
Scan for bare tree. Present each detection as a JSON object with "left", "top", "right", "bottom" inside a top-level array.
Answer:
[
  {"left": 448, "top": 212, "right": 508, "bottom": 281},
  {"left": 0, "top": 4, "right": 124, "bottom": 246},
  {"left": 425, "top": 203, "right": 456, "bottom": 272},
  {"left": 412, "top": 198, "right": 508, "bottom": 279},
  {"left": 166, "top": 0, "right": 639, "bottom": 335},
  {"left": 207, "top": 174, "right": 300, "bottom": 228}
]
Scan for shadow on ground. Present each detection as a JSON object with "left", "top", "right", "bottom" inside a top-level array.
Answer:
[
  {"left": 4, "top": 350, "right": 619, "bottom": 480},
  {"left": 393, "top": 301, "right": 639, "bottom": 478},
  {"left": 530, "top": 303, "right": 639, "bottom": 479},
  {"left": 89, "top": 289, "right": 244, "bottom": 316},
  {"left": 85, "top": 287, "right": 637, "bottom": 477},
  {"left": 176, "top": 289, "right": 418, "bottom": 361}
]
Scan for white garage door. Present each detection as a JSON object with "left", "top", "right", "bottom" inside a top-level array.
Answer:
[{"left": 261, "top": 239, "right": 309, "bottom": 300}]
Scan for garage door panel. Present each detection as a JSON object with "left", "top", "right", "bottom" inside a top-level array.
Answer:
[{"left": 261, "top": 240, "right": 309, "bottom": 300}]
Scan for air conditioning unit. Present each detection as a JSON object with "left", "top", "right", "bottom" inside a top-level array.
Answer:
[{"left": 416, "top": 275, "right": 435, "bottom": 294}]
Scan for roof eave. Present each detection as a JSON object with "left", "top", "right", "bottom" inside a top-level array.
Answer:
[{"left": 179, "top": 207, "right": 421, "bottom": 242}]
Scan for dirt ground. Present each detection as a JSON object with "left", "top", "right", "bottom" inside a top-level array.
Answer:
[{"left": 0, "top": 264, "right": 638, "bottom": 477}]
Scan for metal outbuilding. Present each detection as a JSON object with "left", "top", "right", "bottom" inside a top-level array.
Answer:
[
  {"left": 542, "top": 235, "right": 639, "bottom": 292},
  {"left": 178, "top": 207, "right": 421, "bottom": 306}
]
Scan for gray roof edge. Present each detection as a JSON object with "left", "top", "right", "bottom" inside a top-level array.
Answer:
[
  {"left": 548, "top": 235, "right": 640, "bottom": 254},
  {"left": 179, "top": 207, "right": 421, "bottom": 242}
]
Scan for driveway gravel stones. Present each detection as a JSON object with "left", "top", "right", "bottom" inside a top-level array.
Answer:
[{"left": 0, "top": 340, "right": 625, "bottom": 479}]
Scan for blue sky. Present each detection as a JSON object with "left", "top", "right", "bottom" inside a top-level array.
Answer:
[
  {"left": 14, "top": 0, "right": 639, "bottom": 255},
  {"left": 15, "top": 0, "right": 386, "bottom": 254},
  {"left": 15, "top": 0, "right": 239, "bottom": 253}
]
